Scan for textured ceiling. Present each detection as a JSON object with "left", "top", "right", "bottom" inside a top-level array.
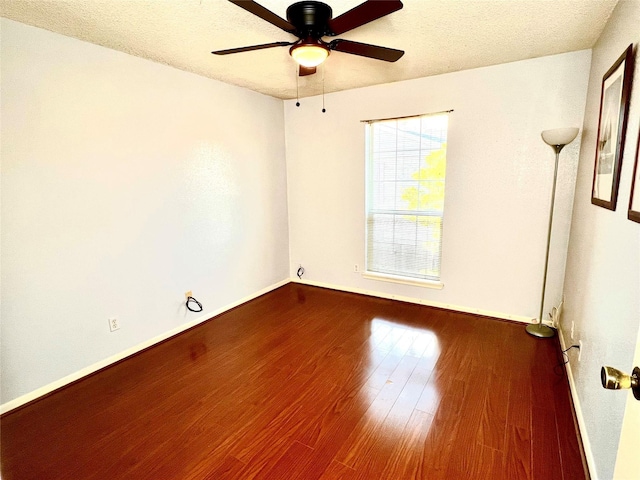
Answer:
[{"left": 1, "top": 0, "right": 618, "bottom": 99}]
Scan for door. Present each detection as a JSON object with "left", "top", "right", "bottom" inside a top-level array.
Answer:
[{"left": 613, "top": 324, "right": 640, "bottom": 479}]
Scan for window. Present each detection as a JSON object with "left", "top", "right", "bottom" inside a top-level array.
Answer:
[{"left": 365, "top": 112, "right": 449, "bottom": 285}]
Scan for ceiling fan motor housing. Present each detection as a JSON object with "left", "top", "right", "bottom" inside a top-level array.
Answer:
[{"left": 286, "top": 1, "right": 333, "bottom": 38}]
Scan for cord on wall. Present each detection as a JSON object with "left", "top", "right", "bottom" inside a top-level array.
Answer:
[
  {"left": 555, "top": 344, "right": 580, "bottom": 375},
  {"left": 297, "top": 265, "right": 305, "bottom": 279},
  {"left": 186, "top": 296, "right": 203, "bottom": 312}
]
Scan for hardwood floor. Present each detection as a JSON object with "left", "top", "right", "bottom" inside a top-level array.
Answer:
[{"left": 0, "top": 284, "right": 587, "bottom": 479}]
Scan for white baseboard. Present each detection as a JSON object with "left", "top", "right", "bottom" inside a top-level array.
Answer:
[
  {"left": 0, "top": 278, "right": 290, "bottom": 416},
  {"left": 290, "top": 277, "right": 536, "bottom": 324},
  {"left": 558, "top": 327, "right": 597, "bottom": 479}
]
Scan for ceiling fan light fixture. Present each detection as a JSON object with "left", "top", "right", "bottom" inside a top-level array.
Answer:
[{"left": 290, "top": 43, "right": 329, "bottom": 67}]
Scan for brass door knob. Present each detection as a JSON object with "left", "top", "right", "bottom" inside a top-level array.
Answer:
[{"left": 601, "top": 366, "right": 640, "bottom": 400}]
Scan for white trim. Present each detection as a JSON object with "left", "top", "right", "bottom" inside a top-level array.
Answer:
[
  {"left": 362, "top": 271, "right": 444, "bottom": 289},
  {"left": 291, "top": 277, "right": 534, "bottom": 324},
  {"left": 558, "top": 327, "right": 597, "bottom": 479},
  {"left": 0, "top": 278, "right": 290, "bottom": 415}
]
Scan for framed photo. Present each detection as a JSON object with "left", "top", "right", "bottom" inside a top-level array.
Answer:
[
  {"left": 629, "top": 128, "right": 640, "bottom": 223},
  {"left": 591, "top": 44, "right": 634, "bottom": 210}
]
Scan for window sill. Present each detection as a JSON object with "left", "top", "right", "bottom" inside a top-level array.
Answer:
[{"left": 362, "top": 271, "right": 444, "bottom": 290}]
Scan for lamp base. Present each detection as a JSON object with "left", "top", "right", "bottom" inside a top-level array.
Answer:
[{"left": 525, "top": 322, "right": 556, "bottom": 338}]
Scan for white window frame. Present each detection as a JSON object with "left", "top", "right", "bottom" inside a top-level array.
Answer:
[{"left": 364, "top": 112, "right": 449, "bottom": 289}]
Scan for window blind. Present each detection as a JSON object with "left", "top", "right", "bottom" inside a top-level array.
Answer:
[{"left": 365, "top": 113, "right": 448, "bottom": 281}]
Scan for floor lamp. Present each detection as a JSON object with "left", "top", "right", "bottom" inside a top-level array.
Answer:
[{"left": 526, "top": 127, "right": 579, "bottom": 338}]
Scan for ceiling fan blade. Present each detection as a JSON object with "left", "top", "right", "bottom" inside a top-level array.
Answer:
[
  {"left": 212, "top": 41, "right": 293, "bottom": 55},
  {"left": 299, "top": 65, "right": 316, "bottom": 76},
  {"left": 228, "top": 0, "right": 296, "bottom": 33},
  {"left": 329, "top": 39, "right": 404, "bottom": 62},
  {"left": 327, "top": 0, "right": 403, "bottom": 36}
]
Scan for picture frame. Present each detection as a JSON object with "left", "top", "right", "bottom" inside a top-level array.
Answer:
[
  {"left": 591, "top": 44, "right": 635, "bottom": 211},
  {"left": 629, "top": 127, "right": 640, "bottom": 223}
]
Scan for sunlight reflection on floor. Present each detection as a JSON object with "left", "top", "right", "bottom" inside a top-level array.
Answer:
[{"left": 360, "top": 317, "right": 442, "bottom": 440}]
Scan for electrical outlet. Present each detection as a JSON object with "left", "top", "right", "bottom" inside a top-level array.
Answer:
[
  {"left": 108, "top": 317, "right": 120, "bottom": 332},
  {"left": 354, "top": 264, "right": 359, "bottom": 273},
  {"left": 578, "top": 340, "right": 583, "bottom": 361},
  {"left": 185, "top": 290, "right": 192, "bottom": 299},
  {"left": 570, "top": 321, "right": 575, "bottom": 340}
]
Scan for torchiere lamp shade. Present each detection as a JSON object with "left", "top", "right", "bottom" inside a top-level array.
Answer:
[{"left": 541, "top": 128, "right": 579, "bottom": 147}]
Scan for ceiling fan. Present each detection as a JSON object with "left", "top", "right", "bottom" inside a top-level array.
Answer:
[{"left": 212, "top": 0, "right": 404, "bottom": 76}]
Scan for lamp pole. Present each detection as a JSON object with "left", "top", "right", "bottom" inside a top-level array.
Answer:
[
  {"left": 526, "top": 128, "right": 579, "bottom": 338},
  {"left": 526, "top": 145, "right": 563, "bottom": 338}
]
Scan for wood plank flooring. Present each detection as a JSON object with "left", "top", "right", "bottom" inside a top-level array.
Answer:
[{"left": 0, "top": 284, "right": 587, "bottom": 479}]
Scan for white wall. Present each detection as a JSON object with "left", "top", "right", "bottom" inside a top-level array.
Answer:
[
  {"left": 285, "top": 51, "right": 591, "bottom": 322},
  {"left": 0, "top": 19, "right": 290, "bottom": 405},
  {"left": 561, "top": 0, "right": 640, "bottom": 478}
]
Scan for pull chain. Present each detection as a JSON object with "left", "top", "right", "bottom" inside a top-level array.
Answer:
[
  {"left": 296, "top": 65, "right": 301, "bottom": 107},
  {"left": 321, "top": 63, "right": 326, "bottom": 113}
]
